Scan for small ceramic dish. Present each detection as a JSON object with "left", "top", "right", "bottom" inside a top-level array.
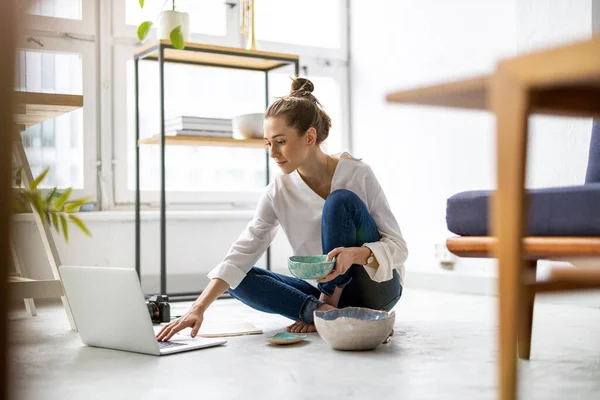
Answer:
[
  {"left": 265, "top": 332, "right": 308, "bottom": 345},
  {"left": 288, "top": 255, "right": 336, "bottom": 280}
]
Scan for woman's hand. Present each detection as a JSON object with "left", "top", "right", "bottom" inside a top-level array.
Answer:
[
  {"left": 318, "top": 247, "right": 365, "bottom": 283},
  {"left": 156, "top": 306, "right": 204, "bottom": 341}
]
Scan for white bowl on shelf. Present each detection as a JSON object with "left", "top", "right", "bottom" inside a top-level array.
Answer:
[{"left": 232, "top": 113, "right": 264, "bottom": 140}]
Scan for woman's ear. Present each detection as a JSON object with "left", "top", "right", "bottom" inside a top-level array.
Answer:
[{"left": 305, "top": 127, "right": 317, "bottom": 145}]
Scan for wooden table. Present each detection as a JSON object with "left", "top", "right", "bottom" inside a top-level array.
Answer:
[
  {"left": 11, "top": 91, "right": 83, "bottom": 330},
  {"left": 387, "top": 35, "right": 600, "bottom": 400}
]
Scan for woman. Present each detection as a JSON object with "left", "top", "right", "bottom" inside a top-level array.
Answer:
[{"left": 157, "top": 77, "right": 408, "bottom": 338}]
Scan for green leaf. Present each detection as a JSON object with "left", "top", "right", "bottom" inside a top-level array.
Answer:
[
  {"left": 170, "top": 25, "right": 184, "bottom": 50},
  {"left": 137, "top": 21, "right": 153, "bottom": 42},
  {"left": 32, "top": 193, "right": 45, "bottom": 223},
  {"left": 54, "top": 188, "right": 72, "bottom": 210},
  {"left": 64, "top": 203, "right": 80, "bottom": 213},
  {"left": 69, "top": 214, "right": 91, "bottom": 237},
  {"left": 64, "top": 197, "right": 91, "bottom": 213},
  {"left": 45, "top": 187, "right": 57, "bottom": 206},
  {"left": 139, "top": 0, "right": 144, "bottom": 8},
  {"left": 29, "top": 167, "right": 49, "bottom": 191},
  {"left": 60, "top": 214, "right": 69, "bottom": 242},
  {"left": 69, "top": 197, "right": 91, "bottom": 207},
  {"left": 51, "top": 213, "right": 60, "bottom": 233}
]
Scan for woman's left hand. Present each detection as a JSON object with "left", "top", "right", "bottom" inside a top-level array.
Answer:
[{"left": 317, "top": 247, "right": 358, "bottom": 283}]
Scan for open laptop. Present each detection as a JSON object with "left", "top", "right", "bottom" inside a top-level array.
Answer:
[{"left": 60, "top": 266, "right": 226, "bottom": 356}]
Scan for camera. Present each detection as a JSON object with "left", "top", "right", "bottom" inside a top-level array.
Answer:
[{"left": 145, "top": 295, "right": 171, "bottom": 324}]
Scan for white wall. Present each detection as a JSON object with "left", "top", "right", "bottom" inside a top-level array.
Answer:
[
  {"left": 349, "top": 0, "right": 593, "bottom": 283},
  {"left": 13, "top": 212, "right": 293, "bottom": 294}
]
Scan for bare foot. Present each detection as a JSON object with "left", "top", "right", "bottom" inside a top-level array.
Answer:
[
  {"left": 319, "top": 286, "right": 343, "bottom": 308},
  {"left": 287, "top": 321, "right": 316, "bottom": 333},
  {"left": 286, "top": 303, "right": 336, "bottom": 333}
]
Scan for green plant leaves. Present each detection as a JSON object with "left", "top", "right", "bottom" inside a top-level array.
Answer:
[
  {"left": 69, "top": 215, "right": 92, "bottom": 237},
  {"left": 54, "top": 187, "right": 72, "bottom": 210},
  {"left": 13, "top": 167, "right": 93, "bottom": 242},
  {"left": 29, "top": 167, "right": 49, "bottom": 191},
  {"left": 139, "top": 0, "right": 145, "bottom": 8},
  {"left": 60, "top": 214, "right": 68, "bottom": 242},
  {"left": 170, "top": 25, "right": 184, "bottom": 49},
  {"left": 51, "top": 213, "right": 60, "bottom": 233},
  {"left": 137, "top": 21, "right": 153, "bottom": 42},
  {"left": 45, "top": 187, "right": 57, "bottom": 206},
  {"left": 33, "top": 193, "right": 45, "bottom": 223}
]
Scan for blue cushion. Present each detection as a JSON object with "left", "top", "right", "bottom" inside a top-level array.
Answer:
[
  {"left": 446, "top": 183, "right": 600, "bottom": 236},
  {"left": 585, "top": 120, "right": 600, "bottom": 183}
]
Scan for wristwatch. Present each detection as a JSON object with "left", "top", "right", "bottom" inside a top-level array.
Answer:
[{"left": 367, "top": 250, "right": 375, "bottom": 265}]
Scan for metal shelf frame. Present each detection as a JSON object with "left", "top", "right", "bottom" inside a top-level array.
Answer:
[{"left": 133, "top": 41, "right": 300, "bottom": 299}]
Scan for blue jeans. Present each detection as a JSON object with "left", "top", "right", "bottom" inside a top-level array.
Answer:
[{"left": 228, "top": 189, "right": 403, "bottom": 324}]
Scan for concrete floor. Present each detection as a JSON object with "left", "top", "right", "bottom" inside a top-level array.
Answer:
[{"left": 8, "top": 289, "right": 600, "bottom": 400}]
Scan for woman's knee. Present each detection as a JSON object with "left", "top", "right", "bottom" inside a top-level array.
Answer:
[{"left": 323, "top": 189, "right": 362, "bottom": 213}]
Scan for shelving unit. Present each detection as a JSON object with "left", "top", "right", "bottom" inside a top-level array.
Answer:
[
  {"left": 133, "top": 40, "right": 299, "bottom": 300},
  {"left": 137, "top": 135, "right": 265, "bottom": 148},
  {"left": 11, "top": 90, "right": 84, "bottom": 330}
]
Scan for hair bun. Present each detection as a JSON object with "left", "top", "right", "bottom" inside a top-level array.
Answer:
[{"left": 290, "top": 77, "right": 314, "bottom": 96}]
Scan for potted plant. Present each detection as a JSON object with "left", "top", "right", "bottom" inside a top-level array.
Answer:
[
  {"left": 12, "top": 167, "right": 92, "bottom": 242},
  {"left": 137, "top": 0, "right": 190, "bottom": 50}
]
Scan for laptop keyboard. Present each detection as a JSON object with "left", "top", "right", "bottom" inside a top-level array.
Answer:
[{"left": 158, "top": 341, "right": 187, "bottom": 349}]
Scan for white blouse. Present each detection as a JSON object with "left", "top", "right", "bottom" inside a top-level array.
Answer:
[{"left": 208, "top": 152, "right": 408, "bottom": 289}]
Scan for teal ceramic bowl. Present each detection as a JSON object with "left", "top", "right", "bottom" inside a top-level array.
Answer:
[{"left": 288, "top": 255, "right": 335, "bottom": 280}]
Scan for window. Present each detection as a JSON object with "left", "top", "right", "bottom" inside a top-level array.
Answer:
[
  {"left": 255, "top": 0, "right": 343, "bottom": 49},
  {"left": 24, "top": 0, "right": 94, "bottom": 36},
  {"left": 17, "top": 50, "right": 84, "bottom": 189},
  {"left": 16, "top": 32, "right": 97, "bottom": 198},
  {"left": 112, "top": 0, "right": 350, "bottom": 206},
  {"left": 125, "top": 0, "right": 228, "bottom": 37},
  {"left": 28, "top": 0, "right": 82, "bottom": 20},
  {"left": 129, "top": 61, "right": 269, "bottom": 193}
]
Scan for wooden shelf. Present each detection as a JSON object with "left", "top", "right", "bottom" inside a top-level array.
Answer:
[
  {"left": 386, "top": 76, "right": 489, "bottom": 111},
  {"left": 387, "top": 36, "right": 600, "bottom": 118},
  {"left": 134, "top": 40, "right": 299, "bottom": 71},
  {"left": 138, "top": 135, "right": 266, "bottom": 148},
  {"left": 14, "top": 91, "right": 84, "bottom": 128}
]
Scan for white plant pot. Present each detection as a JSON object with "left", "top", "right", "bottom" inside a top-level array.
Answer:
[{"left": 158, "top": 10, "right": 190, "bottom": 42}]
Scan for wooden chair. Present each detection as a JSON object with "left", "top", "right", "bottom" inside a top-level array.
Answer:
[
  {"left": 446, "top": 120, "right": 600, "bottom": 360},
  {"left": 388, "top": 35, "right": 600, "bottom": 400}
]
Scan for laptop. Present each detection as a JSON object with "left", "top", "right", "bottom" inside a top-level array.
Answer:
[{"left": 60, "top": 266, "right": 226, "bottom": 356}]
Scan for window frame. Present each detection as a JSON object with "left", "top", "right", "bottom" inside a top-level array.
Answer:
[
  {"left": 15, "top": 33, "right": 98, "bottom": 200},
  {"left": 24, "top": 0, "right": 96, "bottom": 36}
]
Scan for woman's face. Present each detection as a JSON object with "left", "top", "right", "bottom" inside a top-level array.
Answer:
[{"left": 264, "top": 115, "right": 315, "bottom": 174}]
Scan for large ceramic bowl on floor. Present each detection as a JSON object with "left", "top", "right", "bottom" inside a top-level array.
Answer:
[
  {"left": 232, "top": 112, "right": 264, "bottom": 139},
  {"left": 314, "top": 307, "right": 395, "bottom": 351}
]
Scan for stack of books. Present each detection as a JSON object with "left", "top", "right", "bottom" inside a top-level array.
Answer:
[{"left": 164, "top": 116, "right": 233, "bottom": 137}]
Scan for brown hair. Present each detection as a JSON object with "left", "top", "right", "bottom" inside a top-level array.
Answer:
[{"left": 265, "top": 77, "right": 332, "bottom": 144}]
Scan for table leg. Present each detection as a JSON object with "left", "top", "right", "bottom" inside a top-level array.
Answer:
[{"left": 491, "top": 71, "right": 530, "bottom": 400}]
